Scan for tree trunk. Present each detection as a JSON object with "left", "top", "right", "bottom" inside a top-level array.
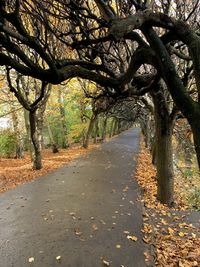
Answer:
[
  {"left": 58, "top": 88, "right": 69, "bottom": 148},
  {"left": 113, "top": 118, "right": 118, "bottom": 135},
  {"left": 109, "top": 118, "right": 114, "bottom": 138},
  {"left": 102, "top": 116, "right": 108, "bottom": 140},
  {"left": 36, "top": 86, "right": 51, "bottom": 150},
  {"left": 29, "top": 111, "right": 42, "bottom": 170},
  {"left": 93, "top": 117, "right": 99, "bottom": 144},
  {"left": 24, "top": 108, "right": 34, "bottom": 160},
  {"left": 117, "top": 120, "right": 121, "bottom": 133},
  {"left": 47, "top": 123, "right": 59, "bottom": 153},
  {"left": 152, "top": 90, "right": 174, "bottom": 206},
  {"left": 83, "top": 113, "right": 96, "bottom": 148},
  {"left": 151, "top": 138, "right": 157, "bottom": 165},
  {"left": 155, "top": 121, "right": 174, "bottom": 206},
  {"left": 190, "top": 118, "right": 200, "bottom": 170},
  {"left": 141, "top": 115, "right": 152, "bottom": 148},
  {"left": 11, "top": 108, "right": 24, "bottom": 158},
  {"left": 36, "top": 108, "right": 44, "bottom": 150}
]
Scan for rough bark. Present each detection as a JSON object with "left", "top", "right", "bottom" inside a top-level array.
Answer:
[
  {"left": 152, "top": 88, "right": 174, "bottom": 206},
  {"left": 29, "top": 111, "right": 42, "bottom": 170},
  {"left": 24, "top": 108, "right": 34, "bottom": 160},
  {"left": 189, "top": 106, "right": 200, "bottom": 170}
]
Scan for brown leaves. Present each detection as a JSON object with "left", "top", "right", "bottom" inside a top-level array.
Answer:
[
  {"left": 0, "top": 145, "right": 97, "bottom": 193},
  {"left": 135, "top": 141, "right": 200, "bottom": 267}
]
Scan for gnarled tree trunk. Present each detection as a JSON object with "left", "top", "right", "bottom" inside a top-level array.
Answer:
[{"left": 152, "top": 88, "right": 174, "bottom": 206}]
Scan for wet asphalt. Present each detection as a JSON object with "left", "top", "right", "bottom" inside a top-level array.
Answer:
[{"left": 0, "top": 128, "right": 147, "bottom": 267}]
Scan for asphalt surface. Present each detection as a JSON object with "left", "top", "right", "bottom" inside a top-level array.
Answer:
[{"left": 0, "top": 128, "right": 147, "bottom": 267}]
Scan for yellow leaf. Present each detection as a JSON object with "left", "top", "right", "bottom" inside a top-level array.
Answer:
[
  {"left": 191, "top": 233, "right": 196, "bottom": 238},
  {"left": 28, "top": 257, "right": 34, "bottom": 263},
  {"left": 102, "top": 259, "right": 110, "bottom": 266},
  {"left": 161, "top": 219, "right": 168, "bottom": 225},
  {"left": 127, "top": 235, "right": 138, "bottom": 241},
  {"left": 56, "top": 256, "right": 61, "bottom": 261},
  {"left": 168, "top": 227, "right": 174, "bottom": 235},
  {"left": 178, "top": 232, "right": 185, "bottom": 237}
]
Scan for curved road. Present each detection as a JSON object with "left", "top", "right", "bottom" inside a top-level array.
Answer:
[{"left": 0, "top": 128, "right": 146, "bottom": 267}]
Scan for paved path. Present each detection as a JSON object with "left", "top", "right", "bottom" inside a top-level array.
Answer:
[{"left": 0, "top": 128, "right": 146, "bottom": 267}]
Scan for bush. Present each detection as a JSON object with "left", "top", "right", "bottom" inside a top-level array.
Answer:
[{"left": 0, "top": 129, "right": 16, "bottom": 158}]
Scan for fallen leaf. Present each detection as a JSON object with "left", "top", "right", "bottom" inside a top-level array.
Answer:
[
  {"left": 123, "top": 186, "right": 129, "bottom": 192},
  {"left": 92, "top": 224, "right": 98, "bottom": 231},
  {"left": 56, "top": 256, "right": 61, "bottom": 261},
  {"left": 28, "top": 257, "right": 34, "bottom": 263},
  {"left": 127, "top": 235, "right": 138, "bottom": 241},
  {"left": 168, "top": 227, "right": 174, "bottom": 235},
  {"left": 74, "top": 228, "right": 82, "bottom": 236},
  {"left": 102, "top": 259, "right": 110, "bottom": 266},
  {"left": 178, "top": 232, "right": 185, "bottom": 237}
]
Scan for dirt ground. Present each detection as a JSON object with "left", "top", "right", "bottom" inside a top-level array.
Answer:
[{"left": 0, "top": 144, "right": 98, "bottom": 193}]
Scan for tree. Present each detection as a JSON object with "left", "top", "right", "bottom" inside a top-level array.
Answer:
[
  {"left": 6, "top": 69, "right": 51, "bottom": 169},
  {"left": 0, "top": 0, "right": 200, "bottom": 204}
]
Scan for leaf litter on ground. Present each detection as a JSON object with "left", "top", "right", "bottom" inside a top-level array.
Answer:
[{"left": 135, "top": 140, "right": 200, "bottom": 266}]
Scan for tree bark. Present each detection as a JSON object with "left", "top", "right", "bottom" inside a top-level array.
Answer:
[
  {"left": 93, "top": 117, "right": 99, "bottom": 144},
  {"left": 113, "top": 118, "right": 118, "bottom": 135},
  {"left": 83, "top": 113, "right": 97, "bottom": 148},
  {"left": 109, "top": 118, "right": 114, "bottom": 138},
  {"left": 24, "top": 108, "right": 34, "bottom": 160},
  {"left": 152, "top": 88, "right": 174, "bottom": 206},
  {"left": 29, "top": 110, "right": 42, "bottom": 170},
  {"left": 11, "top": 108, "right": 24, "bottom": 158},
  {"left": 102, "top": 116, "right": 108, "bottom": 140},
  {"left": 144, "top": 27, "right": 200, "bottom": 170},
  {"left": 58, "top": 88, "right": 69, "bottom": 149},
  {"left": 190, "top": 109, "right": 200, "bottom": 169},
  {"left": 47, "top": 123, "right": 59, "bottom": 153}
]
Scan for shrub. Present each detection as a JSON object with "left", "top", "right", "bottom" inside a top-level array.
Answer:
[{"left": 0, "top": 129, "right": 16, "bottom": 158}]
